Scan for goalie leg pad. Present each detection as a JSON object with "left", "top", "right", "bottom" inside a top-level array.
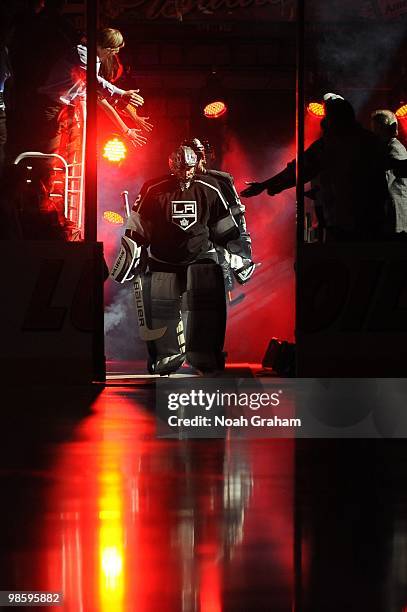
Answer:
[
  {"left": 183, "top": 263, "right": 226, "bottom": 372},
  {"left": 148, "top": 272, "right": 185, "bottom": 374}
]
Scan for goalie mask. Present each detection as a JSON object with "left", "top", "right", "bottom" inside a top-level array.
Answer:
[
  {"left": 169, "top": 146, "right": 198, "bottom": 190},
  {"left": 183, "top": 138, "right": 213, "bottom": 171}
]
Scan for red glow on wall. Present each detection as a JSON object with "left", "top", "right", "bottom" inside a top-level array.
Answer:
[
  {"left": 305, "top": 111, "right": 323, "bottom": 147},
  {"left": 221, "top": 133, "right": 296, "bottom": 363},
  {"left": 103, "top": 138, "right": 127, "bottom": 163},
  {"left": 204, "top": 101, "right": 227, "bottom": 119},
  {"left": 307, "top": 102, "right": 325, "bottom": 118}
]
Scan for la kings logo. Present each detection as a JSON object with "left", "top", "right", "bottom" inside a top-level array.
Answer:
[{"left": 171, "top": 201, "right": 197, "bottom": 231}]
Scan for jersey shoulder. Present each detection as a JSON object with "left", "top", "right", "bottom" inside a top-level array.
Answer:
[
  {"left": 207, "top": 168, "right": 234, "bottom": 183},
  {"left": 193, "top": 174, "right": 230, "bottom": 209},
  {"left": 140, "top": 174, "right": 172, "bottom": 193},
  {"left": 194, "top": 173, "right": 222, "bottom": 190},
  {"left": 134, "top": 174, "right": 172, "bottom": 211}
]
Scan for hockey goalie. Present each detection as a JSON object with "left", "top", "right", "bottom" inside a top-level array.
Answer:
[{"left": 111, "top": 145, "right": 240, "bottom": 375}]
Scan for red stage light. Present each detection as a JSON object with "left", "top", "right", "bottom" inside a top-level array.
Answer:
[
  {"left": 103, "top": 211, "right": 124, "bottom": 225},
  {"left": 203, "top": 101, "right": 227, "bottom": 119},
  {"left": 307, "top": 102, "right": 325, "bottom": 118},
  {"left": 395, "top": 104, "right": 407, "bottom": 119},
  {"left": 103, "top": 138, "right": 127, "bottom": 162}
]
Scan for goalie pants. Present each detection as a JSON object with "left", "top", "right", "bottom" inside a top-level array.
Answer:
[{"left": 141, "top": 262, "right": 226, "bottom": 374}]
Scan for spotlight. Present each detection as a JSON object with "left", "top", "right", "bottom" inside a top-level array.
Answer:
[
  {"left": 103, "top": 138, "right": 127, "bottom": 163},
  {"left": 395, "top": 104, "right": 407, "bottom": 119},
  {"left": 307, "top": 101, "right": 325, "bottom": 118},
  {"left": 202, "top": 71, "right": 228, "bottom": 120},
  {"left": 103, "top": 211, "right": 124, "bottom": 225},
  {"left": 204, "top": 100, "right": 227, "bottom": 119}
]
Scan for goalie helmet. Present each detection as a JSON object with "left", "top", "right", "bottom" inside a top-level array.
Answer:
[
  {"left": 168, "top": 146, "right": 197, "bottom": 173},
  {"left": 183, "top": 138, "right": 213, "bottom": 167},
  {"left": 169, "top": 145, "right": 198, "bottom": 190},
  {"left": 184, "top": 137, "right": 205, "bottom": 158}
]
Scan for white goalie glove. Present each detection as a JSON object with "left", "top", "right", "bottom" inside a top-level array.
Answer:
[
  {"left": 228, "top": 253, "right": 256, "bottom": 285},
  {"left": 110, "top": 235, "right": 142, "bottom": 283}
]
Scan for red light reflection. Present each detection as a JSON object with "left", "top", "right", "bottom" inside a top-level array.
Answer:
[{"left": 36, "top": 388, "right": 294, "bottom": 610}]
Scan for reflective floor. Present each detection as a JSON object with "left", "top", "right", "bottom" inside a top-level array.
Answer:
[{"left": 1, "top": 380, "right": 407, "bottom": 611}]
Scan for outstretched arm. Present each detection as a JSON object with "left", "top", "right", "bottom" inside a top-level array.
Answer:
[
  {"left": 241, "top": 138, "right": 323, "bottom": 198},
  {"left": 120, "top": 89, "right": 145, "bottom": 108},
  {"left": 241, "top": 164, "right": 296, "bottom": 198},
  {"left": 97, "top": 97, "right": 147, "bottom": 147},
  {"left": 77, "top": 44, "right": 145, "bottom": 107},
  {"left": 122, "top": 105, "right": 154, "bottom": 133}
]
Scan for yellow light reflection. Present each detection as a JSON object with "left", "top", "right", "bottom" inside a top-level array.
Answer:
[
  {"left": 98, "top": 465, "right": 125, "bottom": 611},
  {"left": 101, "top": 546, "right": 123, "bottom": 586},
  {"left": 99, "top": 510, "right": 121, "bottom": 521}
]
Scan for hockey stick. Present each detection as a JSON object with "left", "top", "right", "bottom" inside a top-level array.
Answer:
[
  {"left": 227, "top": 290, "right": 246, "bottom": 307},
  {"left": 121, "top": 190, "right": 167, "bottom": 342},
  {"left": 121, "top": 190, "right": 131, "bottom": 218}
]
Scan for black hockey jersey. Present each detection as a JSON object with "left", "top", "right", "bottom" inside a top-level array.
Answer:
[
  {"left": 205, "top": 168, "right": 252, "bottom": 259},
  {"left": 206, "top": 169, "right": 244, "bottom": 217},
  {"left": 125, "top": 173, "right": 239, "bottom": 265}
]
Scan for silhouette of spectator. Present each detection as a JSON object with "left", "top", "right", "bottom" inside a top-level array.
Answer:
[
  {"left": 6, "top": 23, "right": 145, "bottom": 239},
  {"left": 371, "top": 109, "right": 407, "bottom": 239},
  {"left": 27, "top": 27, "right": 144, "bottom": 155},
  {"left": 242, "top": 96, "right": 388, "bottom": 242}
]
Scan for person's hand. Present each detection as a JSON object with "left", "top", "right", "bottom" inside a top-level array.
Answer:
[
  {"left": 266, "top": 184, "right": 279, "bottom": 196},
  {"left": 122, "top": 89, "right": 144, "bottom": 107},
  {"left": 120, "top": 105, "right": 153, "bottom": 133},
  {"left": 240, "top": 181, "right": 266, "bottom": 197},
  {"left": 135, "top": 115, "right": 154, "bottom": 133},
  {"left": 125, "top": 128, "right": 147, "bottom": 147}
]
